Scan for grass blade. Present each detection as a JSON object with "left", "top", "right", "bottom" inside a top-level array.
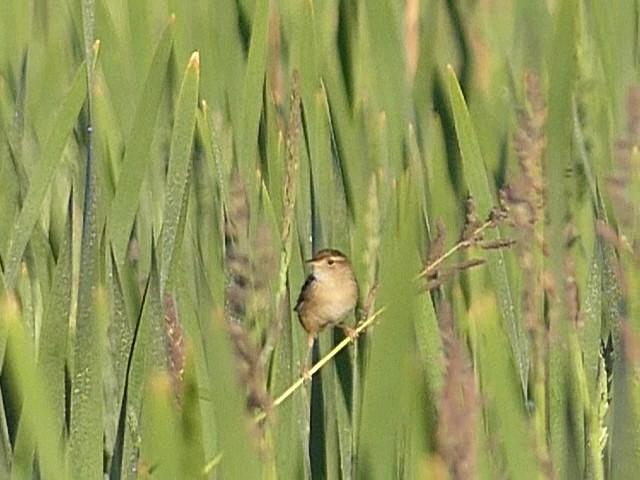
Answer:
[
  {"left": 118, "top": 244, "right": 166, "bottom": 477},
  {"left": 159, "top": 51, "right": 200, "bottom": 293},
  {"left": 447, "top": 66, "right": 530, "bottom": 393},
  {"left": 140, "top": 373, "right": 181, "bottom": 478},
  {"left": 106, "top": 17, "right": 174, "bottom": 263},
  {"left": 38, "top": 192, "right": 72, "bottom": 443},
  {"left": 69, "top": 31, "right": 104, "bottom": 478},
  {"left": 103, "top": 249, "right": 135, "bottom": 470},
  {"left": 4, "top": 60, "right": 86, "bottom": 287},
  {"left": 237, "top": 0, "right": 270, "bottom": 178},
  {"left": 3, "top": 294, "right": 66, "bottom": 479},
  {"left": 357, "top": 173, "right": 422, "bottom": 477},
  {"left": 544, "top": 0, "right": 579, "bottom": 476}
]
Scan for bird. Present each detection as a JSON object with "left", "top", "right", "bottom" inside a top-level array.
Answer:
[{"left": 294, "top": 249, "right": 359, "bottom": 373}]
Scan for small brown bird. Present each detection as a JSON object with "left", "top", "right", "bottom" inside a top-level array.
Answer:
[{"left": 295, "top": 249, "right": 359, "bottom": 371}]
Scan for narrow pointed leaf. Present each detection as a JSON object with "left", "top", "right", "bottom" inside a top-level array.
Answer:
[
  {"left": 159, "top": 51, "right": 200, "bottom": 293},
  {"left": 447, "top": 66, "right": 530, "bottom": 394},
  {"left": 4, "top": 61, "right": 86, "bottom": 287},
  {"left": 107, "top": 17, "right": 174, "bottom": 263}
]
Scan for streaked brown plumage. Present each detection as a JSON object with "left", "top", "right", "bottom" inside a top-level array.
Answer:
[{"left": 295, "top": 249, "right": 358, "bottom": 371}]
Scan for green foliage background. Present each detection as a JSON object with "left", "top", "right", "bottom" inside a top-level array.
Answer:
[{"left": 0, "top": 0, "right": 639, "bottom": 478}]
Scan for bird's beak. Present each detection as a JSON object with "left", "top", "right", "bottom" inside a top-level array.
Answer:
[{"left": 305, "top": 253, "right": 319, "bottom": 263}]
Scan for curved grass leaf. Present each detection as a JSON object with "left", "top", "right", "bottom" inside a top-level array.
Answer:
[
  {"left": 103, "top": 248, "right": 135, "bottom": 468},
  {"left": 106, "top": 17, "right": 174, "bottom": 263},
  {"left": 447, "top": 66, "right": 530, "bottom": 394},
  {"left": 159, "top": 51, "right": 200, "bottom": 293},
  {"left": 37, "top": 192, "right": 72, "bottom": 441},
  {"left": 3, "top": 294, "right": 66, "bottom": 479},
  {"left": 119, "top": 244, "right": 166, "bottom": 477},
  {"left": 3, "top": 60, "right": 86, "bottom": 287},
  {"left": 407, "top": 122, "right": 445, "bottom": 400}
]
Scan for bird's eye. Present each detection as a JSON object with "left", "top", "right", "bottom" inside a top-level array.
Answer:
[{"left": 327, "top": 258, "right": 335, "bottom": 266}]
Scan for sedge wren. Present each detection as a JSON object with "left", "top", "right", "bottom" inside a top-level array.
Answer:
[{"left": 295, "top": 249, "right": 359, "bottom": 370}]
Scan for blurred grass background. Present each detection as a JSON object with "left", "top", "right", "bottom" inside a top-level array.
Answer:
[{"left": 0, "top": 0, "right": 639, "bottom": 478}]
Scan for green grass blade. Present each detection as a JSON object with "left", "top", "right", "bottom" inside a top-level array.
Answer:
[
  {"left": 0, "top": 1, "right": 31, "bottom": 78},
  {"left": 545, "top": 0, "right": 579, "bottom": 476},
  {"left": 475, "top": 309, "right": 539, "bottom": 478},
  {"left": 201, "top": 312, "right": 263, "bottom": 478},
  {"left": 357, "top": 174, "right": 422, "bottom": 477},
  {"left": 119, "top": 245, "right": 166, "bottom": 477},
  {"left": 318, "top": 336, "right": 353, "bottom": 479},
  {"left": 69, "top": 24, "right": 104, "bottom": 476},
  {"left": 3, "top": 294, "right": 66, "bottom": 479},
  {"left": 81, "top": 0, "right": 96, "bottom": 85},
  {"left": 362, "top": 0, "right": 407, "bottom": 176},
  {"left": 139, "top": 373, "right": 181, "bottom": 478},
  {"left": 159, "top": 51, "right": 200, "bottom": 293},
  {"left": 580, "top": 236, "right": 605, "bottom": 398},
  {"left": 447, "top": 66, "right": 530, "bottom": 393},
  {"left": 237, "top": 0, "right": 270, "bottom": 177},
  {"left": 0, "top": 397, "right": 9, "bottom": 478},
  {"left": 179, "top": 346, "right": 206, "bottom": 477},
  {"left": 106, "top": 17, "right": 174, "bottom": 263},
  {"left": 174, "top": 261, "right": 220, "bottom": 472},
  {"left": 103, "top": 249, "right": 135, "bottom": 468},
  {"left": 407, "top": 122, "right": 445, "bottom": 402},
  {"left": 609, "top": 354, "right": 640, "bottom": 477},
  {"left": 3, "top": 60, "right": 86, "bottom": 287},
  {"left": 38, "top": 193, "right": 72, "bottom": 442},
  {"left": 0, "top": 278, "right": 9, "bottom": 480}
]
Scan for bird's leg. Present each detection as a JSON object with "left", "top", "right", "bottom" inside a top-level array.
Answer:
[
  {"left": 302, "top": 334, "right": 315, "bottom": 380},
  {"left": 341, "top": 325, "right": 358, "bottom": 343}
]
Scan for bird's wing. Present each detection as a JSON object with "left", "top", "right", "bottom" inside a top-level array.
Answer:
[{"left": 294, "top": 274, "right": 316, "bottom": 312}]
